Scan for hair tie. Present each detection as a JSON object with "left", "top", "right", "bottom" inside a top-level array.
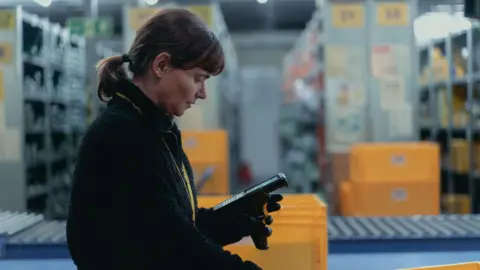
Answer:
[{"left": 121, "top": 54, "right": 131, "bottom": 63}]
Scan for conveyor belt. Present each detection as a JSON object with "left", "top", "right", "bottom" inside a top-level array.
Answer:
[
  {"left": 328, "top": 215, "right": 480, "bottom": 240},
  {"left": 0, "top": 211, "right": 44, "bottom": 237},
  {"left": 2, "top": 211, "right": 480, "bottom": 258},
  {"left": 328, "top": 215, "right": 480, "bottom": 254},
  {"left": 0, "top": 211, "right": 44, "bottom": 258},
  {"left": 8, "top": 220, "right": 66, "bottom": 244},
  {"left": 4, "top": 220, "right": 68, "bottom": 259}
]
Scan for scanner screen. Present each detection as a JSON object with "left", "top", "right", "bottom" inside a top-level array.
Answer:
[
  {"left": 213, "top": 192, "right": 245, "bottom": 210},
  {"left": 244, "top": 177, "right": 276, "bottom": 194}
]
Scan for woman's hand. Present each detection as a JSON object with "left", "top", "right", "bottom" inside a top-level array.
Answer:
[
  {"left": 235, "top": 194, "right": 284, "bottom": 240},
  {"left": 196, "top": 194, "right": 284, "bottom": 247}
]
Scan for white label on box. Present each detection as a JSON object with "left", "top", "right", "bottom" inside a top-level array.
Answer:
[
  {"left": 391, "top": 155, "right": 405, "bottom": 165},
  {"left": 391, "top": 188, "right": 407, "bottom": 202}
]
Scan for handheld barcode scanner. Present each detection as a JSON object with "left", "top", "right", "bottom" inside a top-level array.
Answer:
[{"left": 213, "top": 173, "right": 289, "bottom": 250}]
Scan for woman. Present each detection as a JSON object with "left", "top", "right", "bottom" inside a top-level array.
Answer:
[{"left": 66, "top": 8, "right": 283, "bottom": 270}]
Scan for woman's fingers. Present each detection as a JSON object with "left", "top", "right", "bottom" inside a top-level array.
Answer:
[
  {"left": 265, "top": 215, "right": 273, "bottom": 225},
  {"left": 267, "top": 201, "right": 282, "bottom": 212},
  {"left": 266, "top": 194, "right": 283, "bottom": 213},
  {"left": 270, "top": 194, "right": 283, "bottom": 202}
]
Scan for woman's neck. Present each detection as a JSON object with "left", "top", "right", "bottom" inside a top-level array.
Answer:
[{"left": 131, "top": 77, "right": 173, "bottom": 119}]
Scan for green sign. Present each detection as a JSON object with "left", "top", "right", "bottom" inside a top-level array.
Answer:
[{"left": 67, "top": 17, "right": 114, "bottom": 38}]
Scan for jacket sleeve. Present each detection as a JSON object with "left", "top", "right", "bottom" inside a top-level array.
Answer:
[
  {"left": 196, "top": 207, "right": 246, "bottom": 246},
  {"left": 108, "top": 117, "right": 260, "bottom": 270}
]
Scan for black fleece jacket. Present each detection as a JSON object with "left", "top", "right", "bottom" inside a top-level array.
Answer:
[{"left": 66, "top": 80, "right": 261, "bottom": 270}]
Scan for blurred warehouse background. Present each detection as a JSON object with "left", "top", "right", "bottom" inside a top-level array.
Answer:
[{"left": 1, "top": 0, "right": 480, "bottom": 269}]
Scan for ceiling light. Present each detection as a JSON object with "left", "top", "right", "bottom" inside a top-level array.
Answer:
[
  {"left": 33, "top": 0, "right": 52, "bottom": 7},
  {"left": 257, "top": 0, "right": 268, "bottom": 4},
  {"left": 144, "top": 0, "right": 159, "bottom": 5}
]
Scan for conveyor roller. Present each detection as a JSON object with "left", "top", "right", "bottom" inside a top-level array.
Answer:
[
  {"left": 8, "top": 220, "right": 66, "bottom": 244},
  {"left": 0, "top": 211, "right": 43, "bottom": 237},
  {"left": 3, "top": 211, "right": 480, "bottom": 258},
  {"left": 328, "top": 215, "right": 480, "bottom": 240}
]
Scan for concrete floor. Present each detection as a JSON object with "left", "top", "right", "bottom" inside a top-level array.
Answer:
[{"left": 1, "top": 251, "right": 479, "bottom": 269}]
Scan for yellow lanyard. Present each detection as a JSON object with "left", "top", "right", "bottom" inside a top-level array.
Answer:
[
  {"left": 115, "top": 92, "right": 196, "bottom": 221},
  {"left": 162, "top": 138, "right": 196, "bottom": 222}
]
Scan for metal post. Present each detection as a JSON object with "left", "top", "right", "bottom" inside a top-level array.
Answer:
[
  {"left": 84, "top": 0, "right": 98, "bottom": 18},
  {"left": 466, "top": 27, "right": 476, "bottom": 213},
  {"left": 445, "top": 34, "right": 454, "bottom": 197},
  {"left": 428, "top": 44, "right": 437, "bottom": 141},
  {"left": 264, "top": 1, "right": 275, "bottom": 30}
]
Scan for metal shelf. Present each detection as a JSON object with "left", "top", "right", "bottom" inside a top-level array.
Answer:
[
  {"left": 418, "top": 24, "right": 480, "bottom": 213},
  {"left": 0, "top": 7, "right": 88, "bottom": 219}
]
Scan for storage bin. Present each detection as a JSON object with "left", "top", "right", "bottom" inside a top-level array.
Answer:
[
  {"left": 400, "top": 262, "right": 480, "bottom": 269},
  {"left": 189, "top": 162, "right": 229, "bottom": 195},
  {"left": 339, "top": 181, "right": 354, "bottom": 216},
  {"left": 197, "top": 195, "right": 230, "bottom": 208},
  {"left": 340, "top": 180, "right": 440, "bottom": 216},
  {"left": 198, "top": 194, "right": 327, "bottom": 270},
  {"left": 451, "top": 139, "right": 469, "bottom": 173},
  {"left": 349, "top": 142, "right": 440, "bottom": 183},
  {"left": 442, "top": 194, "right": 471, "bottom": 214},
  {"left": 182, "top": 130, "right": 229, "bottom": 194}
]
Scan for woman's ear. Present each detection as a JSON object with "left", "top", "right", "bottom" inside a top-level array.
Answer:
[{"left": 152, "top": 52, "right": 171, "bottom": 78}]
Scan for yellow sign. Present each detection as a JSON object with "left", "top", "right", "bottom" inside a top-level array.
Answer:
[
  {"left": 186, "top": 5, "right": 213, "bottom": 27},
  {"left": 376, "top": 3, "right": 409, "bottom": 26},
  {"left": 331, "top": 4, "right": 365, "bottom": 28},
  {"left": 0, "top": 10, "right": 15, "bottom": 30},
  {"left": 128, "top": 8, "right": 161, "bottom": 30},
  {"left": 0, "top": 43, "right": 13, "bottom": 65}
]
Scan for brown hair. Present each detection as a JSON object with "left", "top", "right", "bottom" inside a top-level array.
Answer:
[{"left": 96, "top": 8, "right": 225, "bottom": 101}]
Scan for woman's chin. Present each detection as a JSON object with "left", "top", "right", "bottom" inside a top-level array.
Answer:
[{"left": 173, "top": 108, "right": 187, "bottom": 117}]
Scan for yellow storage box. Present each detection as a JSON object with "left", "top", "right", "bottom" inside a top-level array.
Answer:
[
  {"left": 340, "top": 180, "right": 440, "bottom": 216},
  {"left": 182, "top": 130, "right": 229, "bottom": 195},
  {"left": 442, "top": 194, "right": 471, "bottom": 214},
  {"left": 198, "top": 194, "right": 327, "bottom": 270},
  {"left": 451, "top": 140, "right": 469, "bottom": 173},
  {"left": 349, "top": 142, "right": 440, "bottom": 183}
]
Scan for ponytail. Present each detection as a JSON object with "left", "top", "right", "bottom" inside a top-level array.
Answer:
[{"left": 96, "top": 55, "right": 128, "bottom": 102}]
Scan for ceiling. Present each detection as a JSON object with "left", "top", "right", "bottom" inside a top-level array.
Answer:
[
  {"left": 1, "top": 0, "right": 317, "bottom": 33},
  {"left": 0, "top": 0, "right": 465, "bottom": 33}
]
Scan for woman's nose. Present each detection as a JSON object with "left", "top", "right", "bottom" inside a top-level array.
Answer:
[{"left": 197, "top": 88, "right": 207, "bottom": 100}]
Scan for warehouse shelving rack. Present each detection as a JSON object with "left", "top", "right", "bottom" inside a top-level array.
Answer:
[
  {"left": 0, "top": 7, "right": 88, "bottom": 219},
  {"left": 280, "top": 10, "right": 325, "bottom": 194},
  {"left": 282, "top": 0, "right": 418, "bottom": 215},
  {"left": 418, "top": 22, "right": 480, "bottom": 213}
]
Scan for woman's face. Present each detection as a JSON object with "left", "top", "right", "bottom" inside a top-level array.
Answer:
[
  {"left": 150, "top": 53, "right": 209, "bottom": 116},
  {"left": 161, "top": 67, "right": 209, "bottom": 116}
]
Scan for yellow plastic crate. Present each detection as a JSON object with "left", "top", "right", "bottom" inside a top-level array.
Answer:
[
  {"left": 182, "top": 130, "right": 229, "bottom": 194},
  {"left": 197, "top": 195, "right": 230, "bottom": 208},
  {"left": 198, "top": 194, "right": 327, "bottom": 270},
  {"left": 349, "top": 142, "right": 440, "bottom": 183},
  {"left": 400, "top": 262, "right": 480, "bottom": 269},
  {"left": 339, "top": 180, "right": 440, "bottom": 216}
]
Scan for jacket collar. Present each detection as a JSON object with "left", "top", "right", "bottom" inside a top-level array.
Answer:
[{"left": 116, "top": 79, "right": 175, "bottom": 133}]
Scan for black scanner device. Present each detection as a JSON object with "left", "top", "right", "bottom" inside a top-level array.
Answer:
[{"left": 213, "top": 173, "right": 289, "bottom": 250}]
